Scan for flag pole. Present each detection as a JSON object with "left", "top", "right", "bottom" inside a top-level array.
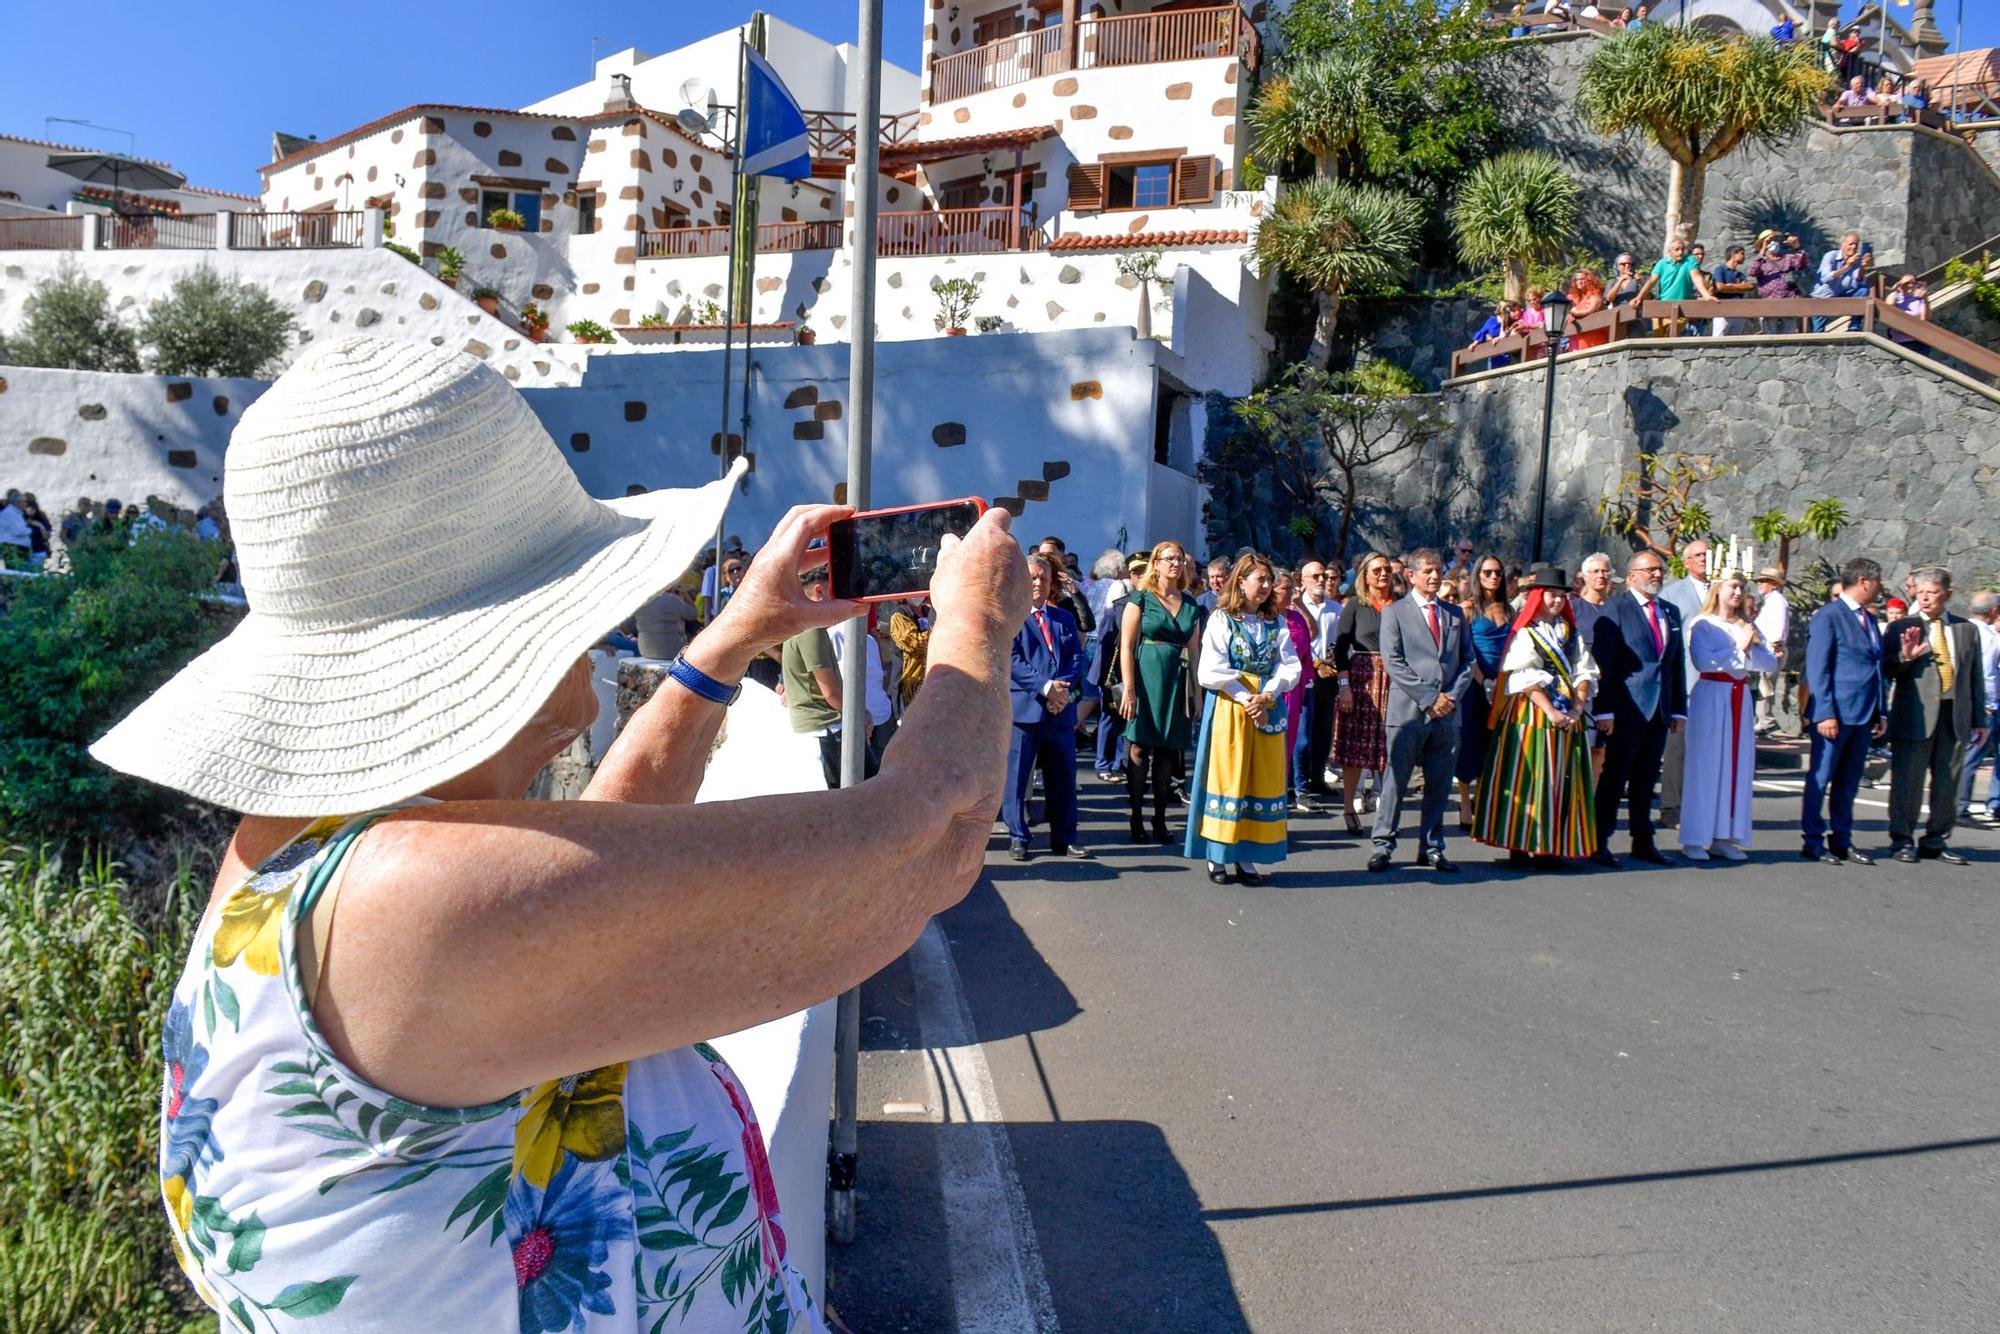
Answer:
[
  {"left": 738, "top": 14, "right": 768, "bottom": 485},
  {"left": 830, "top": 0, "right": 883, "bottom": 1249},
  {"left": 712, "top": 30, "right": 750, "bottom": 613}
]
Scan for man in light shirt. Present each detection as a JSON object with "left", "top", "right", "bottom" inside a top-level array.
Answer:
[
  {"left": 1956, "top": 591, "right": 2000, "bottom": 822},
  {"left": 1294, "top": 560, "right": 1341, "bottom": 806},
  {"left": 1752, "top": 567, "right": 1791, "bottom": 734},
  {"left": 1656, "top": 539, "right": 1710, "bottom": 826}
]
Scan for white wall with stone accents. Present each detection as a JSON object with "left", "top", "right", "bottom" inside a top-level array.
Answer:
[{"left": 0, "top": 248, "right": 584, "bottom": 387}]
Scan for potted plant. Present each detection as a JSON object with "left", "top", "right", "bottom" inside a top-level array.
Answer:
[
  {"left": 637, "top": 312, "right": 669, "bottom": 328},
  {"left": 520, "top": 301, "right": 551, "bottom": 342},
  {"left": 694, "top": 298, "right": 724, "bottom": 326},
  {"left": 487, "top": 207, "right": 526, "bottom": 231},
  {"left": 435, "top": 247, "right": 465, "bottom": 289},
  {"left": 471, "top": 285, "right": 503, "bottom": 316},
  {"left": 933, "top": 276, "right": 979, "bottom": 336},
  {"left": 796, "top": 324, "right": 817, "bottom": 345},
  {"left": 565, "top": 318, "right": 614, "bottom": 344}
]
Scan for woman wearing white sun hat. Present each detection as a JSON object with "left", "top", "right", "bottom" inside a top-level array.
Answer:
[{"left": 95, "top": 336, "right": 1027, "bottom": 1330}]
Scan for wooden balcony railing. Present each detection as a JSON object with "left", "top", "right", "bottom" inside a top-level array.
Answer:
[
  {"left": 108, "top": 212, "right": 217, "bottom": 249},
  {"left": 708, "top": 106, "right": 923, "bottom": 159},
  {"left": 928, "top": 4, "right": 1259, "bottom": 104},
  {"left": 876, "top": 205, "right": 1044, "bottom": 257},
  {"left": 637, "top": 218, "right": 847, "bottom": 259},
  {"left": 230, "top": 210, "right": 365, "bottom": 249},
  {"left": 1448, "top": 298, "right": 2000, "bottom": 384},
  {"left": 0, "top": 215, "right": 87, "bottom": 250}
]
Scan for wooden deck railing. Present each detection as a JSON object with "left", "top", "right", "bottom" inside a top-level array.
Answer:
[
  {"left": 876, "top": 205, "right": 1044, "bottom": 256},
  {"left": 928, "top": 3, "right": 1258, "bottom": 103},
  {"left": 230, "top": 210, "right": 365, "bottom": 249},
  {"left": 0, "top": 215, "right": 87, "bottom": 250},
  {"left": 1448, "top": 298, "right": 2000, "bottom": 384},
  {"left": 108, "top": 212, "right": 217, "bottom": 249},
  {"left": 709, "top": 106, "right": 922, "bottom": 159},
  {"left": 637, "top": 219, "right": 845, "bottom": 259}
]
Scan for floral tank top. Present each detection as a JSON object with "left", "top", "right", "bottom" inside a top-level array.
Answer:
[{"left": 160, "top": 809, "right": 821, "bottom": 1332}]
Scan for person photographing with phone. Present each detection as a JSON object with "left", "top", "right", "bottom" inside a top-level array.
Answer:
[{"left": 1810, "top": 231, "right": 1873, "bottom": 329}]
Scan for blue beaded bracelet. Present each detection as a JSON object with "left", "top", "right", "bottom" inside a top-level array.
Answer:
[{"left": 666, "top": 654, "right": 742, "bottom": 706}]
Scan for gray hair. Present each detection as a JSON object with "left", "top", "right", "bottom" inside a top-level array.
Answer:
[
  {"left": 1910, "top": 565, "right": 1952, "bottom": 592},
  {"left": 1968, "top": 591, "right": 1998, "bottom": 618},
  {"left": 1409, "top": 547, "right": 1444, "bottom": 570},
  {"left": 1026, "top": 551, "right": 1060, "bottom": 579},
  {"left": 1090, "top": 548, "right": 1126, "bottom": 580},
  {"left": 1581, "top": 551, "right": 1614, "bottom": 573}
]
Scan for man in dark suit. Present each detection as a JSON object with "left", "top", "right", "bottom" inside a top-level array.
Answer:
[
  {"left": 1370, "top": 549, "right": 1474, "bottom": 873},
  {"left": 1004, "top": 552, "right": 1089, "bottom": 861},
  {"left": 1882, "top": 566, "right": 1989, "bottom": 863},
  {"left": 1800, "top": 557, "right": 1888, "bottom": 864},
  {"left": 1590, "top": 549, "right": 1688, "bottom": 866}
]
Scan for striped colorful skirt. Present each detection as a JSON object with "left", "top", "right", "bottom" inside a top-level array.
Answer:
[
  {"left": 1470, "top": 694, "right": 1598, "bottom": 857},
  {"left": 1184, "top": 690, "right": 1290, "bottom": 867},
  {"left": 1330, "top": 652, "right": 1388, "bottom": 770}
]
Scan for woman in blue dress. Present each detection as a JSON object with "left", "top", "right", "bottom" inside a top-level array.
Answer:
[{"left": 1456, "top": 553, "right": 1513, "bottom": 829}]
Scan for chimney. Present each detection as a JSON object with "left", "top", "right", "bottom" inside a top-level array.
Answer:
[{"left": 603, "top": 72, "right": 636, "bottom": 113}]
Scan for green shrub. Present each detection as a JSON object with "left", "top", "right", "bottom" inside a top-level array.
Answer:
[
  {"left": 0, "top": 529, "right": 230, "bottom": 839},
  {"left": 565, "top": 318, "right": 613, "bottom": 343},
  {"left": 485, "top": 207, "right": 526, "bottom": 230},
  {"left": 0, "top": 841, "right": 211, "bottom": 1331},
  {"left": 383, "top": 241, "right": 421, "bottom": 265},
  {"left": 1, "top": 264, "right": 141, "bottom": 372},
  {"left": 137, "top": 266, "right": 295, "bottom": 379}
]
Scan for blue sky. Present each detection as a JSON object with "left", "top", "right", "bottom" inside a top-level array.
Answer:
[{"left": 1, "top": 1, "right": 1993, "bottom": 196}]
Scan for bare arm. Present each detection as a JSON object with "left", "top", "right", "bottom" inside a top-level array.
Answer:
[
  {"left": 812, "top": 666, "right": 845, "bottom": 713},
  {"left": 1118, "top": 600, "right": 1142, "bottom": 717},
  {"left": 314, "top": 508, "right": 1029, "bottom": 1109}
]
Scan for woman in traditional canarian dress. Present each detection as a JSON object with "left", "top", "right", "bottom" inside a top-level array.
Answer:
[
  {"left": 1272, "top": 567, "right": 1316, "bottom": 805},
  {"left": 1680, "top": 569, "right": 1781, "bottom": 860},
  {"left": 1472, "top": 565, "right": 1602, "bottom": 869},
  {"left": 1186, "top": 554, "right": 1302, "bottom": 885}
]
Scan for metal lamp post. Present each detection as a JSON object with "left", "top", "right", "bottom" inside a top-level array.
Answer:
[{"left": 1530, "top": 290, "right": 1572, "bottom": 565}]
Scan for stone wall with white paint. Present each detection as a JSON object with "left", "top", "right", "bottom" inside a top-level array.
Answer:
[{"left": 0, "top": 247, "right": 584, "bottom": 386}]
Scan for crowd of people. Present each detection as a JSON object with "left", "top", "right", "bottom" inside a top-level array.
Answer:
[
  {"left": 0, "top": 486, "right": 236, "bottom": 582},
  {"left": 802, "top": 530, "right": 1993, "bottom": 883},
  {"left": 1466, "top": 227, "right": 1933, "bottom": 364}
]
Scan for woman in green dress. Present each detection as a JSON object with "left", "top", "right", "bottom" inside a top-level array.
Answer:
[{"left": 1118, "top": 540, "right": 1199, "bottom": 843}]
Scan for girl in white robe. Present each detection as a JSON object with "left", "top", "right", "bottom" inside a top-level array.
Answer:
[{"left": 1682, "top": 574, "right": 1781, "bottom": 859}]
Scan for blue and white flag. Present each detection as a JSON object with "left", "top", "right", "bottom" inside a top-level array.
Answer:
[{"left": 740, "top": 45, "right": 811, "bottom": 181}]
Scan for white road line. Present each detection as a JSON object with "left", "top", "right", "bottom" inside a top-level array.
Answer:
[{"left": 907, "top": 920, "right": 1061, "bottom": 1334}]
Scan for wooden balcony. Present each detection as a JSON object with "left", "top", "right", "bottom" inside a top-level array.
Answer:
[
  {"left": 928, "top": 3, "right": 1260, "bottom": 105},
  {"left": 0, "top": 215, "right": 87, "bottom": 250},
  {"left": 877, "top": 205, "right": 1045, "bottom": 256},
  {"left": 637, "top": 219, "right": 844, "bottom": 259}
]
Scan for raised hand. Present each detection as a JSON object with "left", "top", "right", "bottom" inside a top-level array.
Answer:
[{"left": 1900, "top": 624, "right": 1930, "bottom": 659}]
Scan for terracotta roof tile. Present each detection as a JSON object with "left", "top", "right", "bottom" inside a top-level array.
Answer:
[
  {"left": 879, "top": 126, "right": 1060, "bottom": 165},
  {"left": 259, "top": 102, "right": 719, "bottom": 178},
  {"left": 0, "top": 131, "right": 176, "bottom": 170},
  {"left": 1048, "top": 229, "right": 1248, "bottom": 252},
  {"left": 613, "top": 321, "right": 798, "bottom": 332}
]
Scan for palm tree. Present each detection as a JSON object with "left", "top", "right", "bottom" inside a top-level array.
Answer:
[
  {"left": 1449, "top": 150, "right": 1581, "bottom": 305},
  {"left": 1252, "top": 178, "right": 1425, "bottom": 366},
  {"left": 1247, "top": 49, "right": 1390, "bottom": 181},
  {"left": 1578, "top": 27, "right": 1829, "bottom": 251}
]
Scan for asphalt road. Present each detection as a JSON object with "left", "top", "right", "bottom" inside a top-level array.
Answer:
[{"left": 829, "top": 758, "right": 2000, "bottom": 1333}]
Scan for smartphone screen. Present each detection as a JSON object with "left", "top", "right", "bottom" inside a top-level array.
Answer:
[{"left": 828, "top": 500, "right": 986, "bottom": 602}]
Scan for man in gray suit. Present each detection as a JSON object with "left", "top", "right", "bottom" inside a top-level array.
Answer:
[
  {"left": 1882, "top": 566, "right": 1989, "bottom": 864},
  {"left": 1371, "top": 548, "right": 1475, "bottom": 873}
]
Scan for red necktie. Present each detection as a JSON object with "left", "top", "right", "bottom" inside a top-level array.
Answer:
[
  {"left": 1425, "top": 600, "right": 1441, "bottom": 647},
  {"left": 1645, "top": 598, "right": 1663, "bottom": 655},
  {"left": 1035, "top": 608, "right": 1053, "bottom": 651}
]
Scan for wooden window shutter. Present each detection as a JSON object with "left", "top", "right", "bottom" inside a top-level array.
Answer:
[
  {"left": 1176, "top": 155, "right": 1216, "bottom": 205},
  {"left": 1067, "top": 163, "right": 1106, "bottom": 213}
]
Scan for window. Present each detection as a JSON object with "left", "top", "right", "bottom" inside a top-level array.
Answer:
[
  {"left": 937, "top": 174, "right": 986, "bottom": 211},
  {"left": 973, "top": 9, "right": 1026, "bottom": 45},
  {"left": 576, "top": 193, "right": 596, "bottom": 235},
  {"left": 478, "top": 188, "right": 543, "bottom": 229},
  {"left": 1106, "top": 161, "right": 1175, "bottom": 211}
]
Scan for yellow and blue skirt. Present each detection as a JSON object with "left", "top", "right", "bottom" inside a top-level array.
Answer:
[{"left": 1184, "top": 686, "right": 1291, "bottom": 867}]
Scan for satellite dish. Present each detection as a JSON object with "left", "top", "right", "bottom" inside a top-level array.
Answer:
[
  {"left": 676, "top": 107, "right": 712, "bottom": 137},
  {"left": 678, "top": 78, "right": 719, "bottom": 124}
]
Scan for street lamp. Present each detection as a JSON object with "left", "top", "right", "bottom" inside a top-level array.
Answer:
[{"left": 1530, "top": 290, "right": 1572, "bottom": 565}]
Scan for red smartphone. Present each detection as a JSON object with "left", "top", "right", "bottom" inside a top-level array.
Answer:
[{"left": 826, "top": 498, "right": 988, "bottom": 604}]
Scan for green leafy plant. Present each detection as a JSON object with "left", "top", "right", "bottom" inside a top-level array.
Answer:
[
  {"left": 933, "top": 276, "right": 980, "bottom": 332},
  {"left": 469, "top": 284, "right": 502, "bottom": 302},
  {"left": 1250, "top": 178, "right": 1424, "bottom": 364},
  {"left": 384, "top": 241, "right": 421, "bottom": 265},
  {"left": 1942, "top": 253, "right": 2000, "bottom": 321},
  {"left": 637, "top": 312, "right": 669, "bottom": 328},
  {"left": 485, "top": 207, "right": 526, "bottom": 230},
  {"left": 693, "top": 299, "right": 724, "bottom": 325},
  {"left": 1599, "top": 450, "right": 1738, "bottom": 571},
  {"left": 1224, "top": 360, "right": 1443, "bottom": 557},
  {"left": 1, "top": 263, "right": 140, "bottom": 372},
  {"left": 137, "top": 266, "right": 296, "bottom": 378},
  {"left": 0, "top": 841, "right": 213, "bottom": 1329},
  {"left": 1579, "top": 27, "right": 1830, "bottom": 250},
  {"left": 1449, "top": 150, "right": 1581, "bottom": 305},
  {"left": 1115, "top": 249, "right": 1164, "bottom": 284},
  {"left": 520, "top": 301, "right": 551, "bottom": 330},
  {"left": 565, "top": 319, "right": 614, "bottom": 343},
  {"left": 1750, "top": 498, "right": 1852, "bottom": 583},
  {"left": 434, "top": 247, "right": 465, "bottom": 284},
  {"left": 0, "top": 529, "right": 231, "bottom": 839}
]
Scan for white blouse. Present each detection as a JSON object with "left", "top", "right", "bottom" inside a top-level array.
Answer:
[
  {"left": 1197, "top": 611, "right": 1303, "bottom": 702},
  {"left": 1689, "top": 614, "right": 1781, "bottom": 679},
  {"left": 1501, "top": 619, "right": 1602, "bottom": 696}
]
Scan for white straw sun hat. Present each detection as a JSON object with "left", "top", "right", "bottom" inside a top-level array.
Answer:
[{"left": 91, "top": 336, "right": 745, "bottom": 816}]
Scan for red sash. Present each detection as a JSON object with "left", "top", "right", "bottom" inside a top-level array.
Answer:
[{"left": 1699, "top": 671, "right": 1749, "bottom": 818}]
